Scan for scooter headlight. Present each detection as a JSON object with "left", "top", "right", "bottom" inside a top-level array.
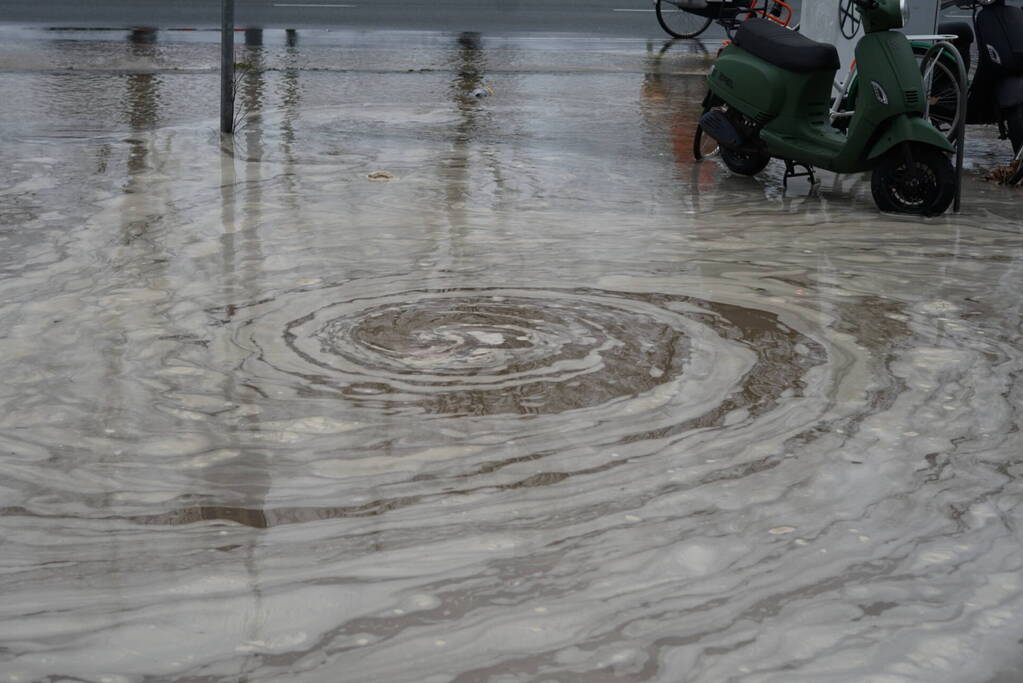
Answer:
[
  {"left": 977, "top": 0, "right": 997, "bottom": 5},
  {"left": 900, "top": 0, "right": 910, "bottom": 27}
]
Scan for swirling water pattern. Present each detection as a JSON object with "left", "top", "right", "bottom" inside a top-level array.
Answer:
[{"left": 0, "top": 30, "right": 1022, "bottom": 683}]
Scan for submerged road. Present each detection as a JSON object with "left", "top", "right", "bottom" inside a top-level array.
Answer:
[{"left": 1, "top": 4, "right": 1023, "bottom": 683}]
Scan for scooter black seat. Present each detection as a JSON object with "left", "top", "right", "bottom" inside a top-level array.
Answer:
[{"left": 734, "top": 18, "right": 840, "bottom": 74}]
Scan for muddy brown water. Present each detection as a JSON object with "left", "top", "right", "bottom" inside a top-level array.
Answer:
[{"left": 1, "top": 27, "right": 1022, "bottom": 683}]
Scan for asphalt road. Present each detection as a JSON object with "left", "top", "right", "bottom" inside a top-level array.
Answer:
[{"left": 0, "top": 0, "right": 674, "bottom": 36}]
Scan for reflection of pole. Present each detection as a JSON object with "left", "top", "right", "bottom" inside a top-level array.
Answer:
[{"left": 221, "top": 0, "right": 235, "bottom": 134}]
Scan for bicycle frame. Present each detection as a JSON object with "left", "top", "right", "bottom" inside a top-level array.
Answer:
[
  {"left": 677, "top": 0, "right": 793, "bottom": 26},
  {"left": 746, "top": 0, "right": 793, "bottom": 26}
]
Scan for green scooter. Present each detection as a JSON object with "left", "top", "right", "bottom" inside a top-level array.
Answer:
[{"left": 699, "top": 0, "right": 956, "bottom": 215}]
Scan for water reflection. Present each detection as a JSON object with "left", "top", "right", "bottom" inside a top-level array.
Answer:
[
  {"left": 123, "top": 29, "right": 160, "bottom": 177},
  {"left": 640, "top": 40, "right": 712, "bottom": 173},
  {"left": 2, "top": 27, "right": 1023, "bottom": 683},
  {"left": 278, "top": 29, "right": 302, "bottom": 207},
  {"left": 238, "top": 28, "right": 266, "bottom": 148},
  {"left": 244, "top": 28, "right": 264, "bottom": 48},
  {"left": 445, "top": 31, "right": 487, "bottom": 214}
]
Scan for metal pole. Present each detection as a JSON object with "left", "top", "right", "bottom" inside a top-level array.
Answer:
[
  {"left": 920, "top": 41, "right": 967, "bottom": 212},
  {"left": 221, "top": 0, "right": 235, "bottom": 134},
  {"left": 952, "top": 44, "right": 967, "bottom": 213}
]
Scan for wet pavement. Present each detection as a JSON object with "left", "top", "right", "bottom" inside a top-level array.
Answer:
[
  {"left": 1, "top": 0, "right": 670, "bottom": 35},
  {"left": 1, "top": 25, "right": 1023, "bottom": 683}
]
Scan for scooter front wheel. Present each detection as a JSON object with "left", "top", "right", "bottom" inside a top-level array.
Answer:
[
  {"left": 720, "top": 146, "right": 770, "bottom": 176},
  {"left": 871, "top": 145, "right": 955, "bottom": 216}
]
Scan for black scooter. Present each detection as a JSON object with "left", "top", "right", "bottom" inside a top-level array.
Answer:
[{"left": 932, "top": 0, "right": 1023, "bottom": 153}]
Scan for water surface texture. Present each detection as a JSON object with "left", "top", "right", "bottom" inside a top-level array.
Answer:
[{"left": 1, "top": 28, "right": 1022, "bottom": 683}]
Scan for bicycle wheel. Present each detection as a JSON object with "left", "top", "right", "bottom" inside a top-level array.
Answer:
[
  {"left": 655, "top": 0, "right": 713, "bottom": 39},
  {"left": 693, "top": 124, "right": 719, "bottom": 159},
  {"left": 915, "top": 48, "right": 962, "bottom": 142}
]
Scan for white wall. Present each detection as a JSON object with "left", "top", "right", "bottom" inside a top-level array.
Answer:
[{"left": 800, "top": 0, "right": 940, "bottom": 87}]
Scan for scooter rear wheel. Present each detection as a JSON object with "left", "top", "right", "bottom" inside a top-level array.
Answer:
[
  {"left": 720, "top": 146, "right": 770, "bottom": 175},
  {"left": 871, "top": 144, "right": 955, "bottom": 216}
]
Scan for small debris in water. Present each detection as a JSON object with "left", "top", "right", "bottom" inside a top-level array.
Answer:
[
  {"left": 982, "top": 160, "right": 1022, "bottom": 185},
  {"left": 769, "top": 526, "right": 796, "bottom": 535},
  {"left": 367, "top": 170, "right": 397, "bottom": 182}
]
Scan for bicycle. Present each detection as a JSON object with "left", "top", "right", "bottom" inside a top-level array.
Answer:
[{"left": 655, "top": 0, "right": 793, "bottom": 39}]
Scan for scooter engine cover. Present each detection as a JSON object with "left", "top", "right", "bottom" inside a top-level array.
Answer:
[{"left": 699, "top": 109, "right": 746, "bottom": 148}]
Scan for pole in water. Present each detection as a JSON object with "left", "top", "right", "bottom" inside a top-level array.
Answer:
[{"left": 221, "top": 0, "right": 235, "bottom": 134}]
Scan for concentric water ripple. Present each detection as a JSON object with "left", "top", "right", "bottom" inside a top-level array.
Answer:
[
  {"left": 4, "top": 32, "right": 1023, "bottom": 682},
  {"left": 214, "top": 284, "right": 827, "bottom": 421}
]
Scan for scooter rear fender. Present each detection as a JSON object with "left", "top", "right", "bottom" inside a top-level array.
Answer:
[{"left": 867, "top": 114, "right": 955, "bottom": 161}]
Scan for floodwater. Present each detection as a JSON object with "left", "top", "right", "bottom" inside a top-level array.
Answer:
[{"left": 1, "top": 26, "right": 1022, "bottom": 683}]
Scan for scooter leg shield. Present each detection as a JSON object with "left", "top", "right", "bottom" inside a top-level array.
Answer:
[
  {"left": 995, "top": 74, "right": 1023, "bottom": 108},
  {"left": 867, "top": 114, "right": 955, "bottom": 162}
]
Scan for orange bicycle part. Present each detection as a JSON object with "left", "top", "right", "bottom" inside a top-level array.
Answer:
[{"left": 745, "top": 0, "right": 794, "bottom": 27}]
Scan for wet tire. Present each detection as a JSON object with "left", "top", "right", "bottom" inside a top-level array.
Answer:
[
  {"left": 720, "top": 146, "right": 770, "bottom": 175},
  {"left": 871, "top": 144, "right": 955, "bottom": 216},
  {"left": 1003, "top": 103, "right": 1023, "bottom": 155},
  {"left": 655, "top": 0, "right": 713, "bottom": 39}
]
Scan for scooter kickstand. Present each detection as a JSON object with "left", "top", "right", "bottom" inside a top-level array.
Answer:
[{"left": 783, "top": 160, "right": 817, "bottom": 190}]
